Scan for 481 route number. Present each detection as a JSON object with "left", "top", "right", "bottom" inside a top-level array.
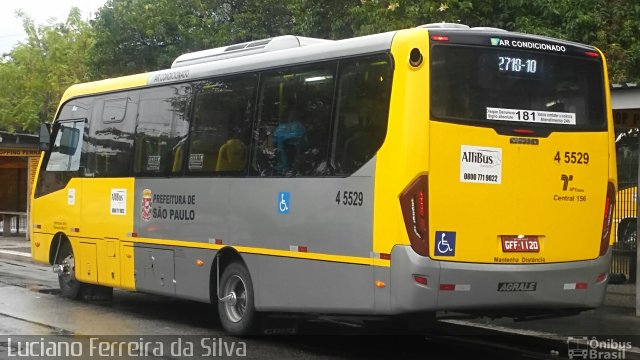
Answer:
[{"left": 336, "top": 191, "right": 363, "bottom": 206}]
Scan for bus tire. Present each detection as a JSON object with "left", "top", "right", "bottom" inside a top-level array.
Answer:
[
  {"left": 57, "top": 241, "right": 82, "bottom": 300},
  {"left": 217, "top": 262, "right": 257, "bottom": 335}
]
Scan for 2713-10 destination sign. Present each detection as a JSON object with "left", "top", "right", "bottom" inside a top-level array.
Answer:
[{"left": 498, "top": 56, "right": 538, "bottom": 75}]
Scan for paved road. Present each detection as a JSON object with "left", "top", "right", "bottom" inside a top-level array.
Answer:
[{"left": 0, "top": 258, "right": 606, "bottom": 359}]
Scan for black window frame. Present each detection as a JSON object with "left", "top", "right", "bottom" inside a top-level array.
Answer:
[{"left": 429, "top": 44, "right": 607, "bottom": 133}]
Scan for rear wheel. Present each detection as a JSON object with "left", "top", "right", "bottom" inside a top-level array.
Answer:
[
  {"left": 57, "top": 241, "right": 82, "bottom": 299},
  {"left": 217, "top": 262, "right": 258, "bottom": 335}
]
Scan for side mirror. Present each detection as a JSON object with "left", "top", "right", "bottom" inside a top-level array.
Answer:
[{"left": 38, "top": 123, "right": 51, "bottom": 151}]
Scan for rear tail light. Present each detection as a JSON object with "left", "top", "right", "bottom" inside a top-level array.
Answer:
[
  {"left": 600, "top": 182, "right": 615, "bottom": 256},
  {"left": 431, "top": 35, "right": 449, "bottom": 42},
  {"left": 400, "top": 175, "right": 429, "bottom": 256}
]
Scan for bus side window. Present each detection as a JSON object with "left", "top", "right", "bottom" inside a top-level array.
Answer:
[
  {"left": 186, "top": 75, "right": 256, "bottom": 175},
  {"left": 332, "top": 55, "right": 392, "bottom": 175},
  {"left": 134, "top": 85, "right": 191, "bottom": 176},
  {"left": 35, "top": 99, "right": 93, "bottom": 197},
  {"left": 253, "top": 64, "right": 335, "bottom": 176},
  {"left": 85, "top": 93, "right": 138, "bottom": 177}
]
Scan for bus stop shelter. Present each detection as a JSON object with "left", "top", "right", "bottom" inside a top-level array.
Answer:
[
  {"left": 611, "top": 82, "right": 640, "bottom": 316},
  {"left": 0, "top": 131, "right": 39, "bottom": 239}
]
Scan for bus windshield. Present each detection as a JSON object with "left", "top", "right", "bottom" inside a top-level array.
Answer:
[{"left": 430, "top": 45, "right": 606, "bottom": 130}]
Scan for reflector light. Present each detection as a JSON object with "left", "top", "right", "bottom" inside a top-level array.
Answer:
[
  {"left": 290, "top": 245, "right": 309, "bottom": 252},
  {"left": 596, "top": 273, "right": 607, "bottom": 283},
  {"left": 380, "top": 253, "right": 391, "bottom": 260},
  {"left": 375, "top": 281, "right": 386, "bottom": 288},
  {"left": 414, "top": 275, "right": 428, "bottom": 285},
  {"left": 513, "top": 129, "right": 535, "bottom": 135},
  {"left": 431, "top": 35, "right": 449, "bottom": 41},
  {"left": 564, "top": 283, "right": 576, "bottom": 290},
  {"left": 440, "top": 284, "right": 455, "bottom": 291},
  {"left": 215, "top": 239, "right": 223, "bottom": 245},
  {"left": 196, "top": 260, "right": 204, "bottom": 267},
  {"left": 585, "top": 51, "right": 600, "bottom": 57},
  {"left": 576, "top": 282, "right": 588, "bottom": 290}
]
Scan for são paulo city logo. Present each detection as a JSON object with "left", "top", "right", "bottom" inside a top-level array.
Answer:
[{"left": 141, "top": 189, "right": 152, "bottom": 221}]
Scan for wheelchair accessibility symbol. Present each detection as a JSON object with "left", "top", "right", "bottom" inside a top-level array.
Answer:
[
  {"left": 278, "top": 192, "right": 290, "bottom": 214},
  {"left": 435, "top": 231, "right": 456, "bottom": 256}
]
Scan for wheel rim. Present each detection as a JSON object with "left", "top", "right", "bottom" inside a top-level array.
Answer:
[
  {"left": 60, "top": 254, "right": 76, "bottom": 288},
  {"left": 223, "top": 274, "right": 247, "bottom": 323}
]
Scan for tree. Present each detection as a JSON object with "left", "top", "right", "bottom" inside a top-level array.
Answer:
[
  {"left": 2, "top": 0, "right": 640, "bottom": 134},
  {"left": 87, "top": 0, "right": 300, "bottom": 77},
  {"left": 0, "top": 8, "right": 93, "bottom": 132}
]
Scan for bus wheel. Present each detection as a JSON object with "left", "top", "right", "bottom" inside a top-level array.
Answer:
[
  {"left": 57, "top": 241, "right": 82, "bottom": 299},
  {"left": 217, "top": 262, "right": 257, "bottom": 335}
]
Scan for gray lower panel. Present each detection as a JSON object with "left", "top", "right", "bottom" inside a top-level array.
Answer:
[
  {"left": 174, "top": 247, "right": 216, "bottom": 302},
  {"left": 244, "top": 253, "right": 374, "bottom": 313},
  {"left": 390, "top": 245, "right": 611, "bottom": 314},
  {"left": 135, "top": 247, "right": 176, "bottom": 296},
  {"left": 134, "top": 245, "right": 216, "bottom": 302}
]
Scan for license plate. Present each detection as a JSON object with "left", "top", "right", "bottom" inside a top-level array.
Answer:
[{"left": 501, "top": 236, "right": 540, "bottom": 252}]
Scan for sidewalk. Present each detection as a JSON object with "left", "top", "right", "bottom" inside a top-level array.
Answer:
[
  {"left": 0, "top": 235, "right": 32, "bottom": 262},
  {"left": 0, "top": 235, "right": 638, "bottom": 350}
]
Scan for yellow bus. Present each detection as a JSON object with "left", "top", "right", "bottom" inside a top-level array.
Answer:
[{"left": 32, "top": 23, "right": 616, "bottom": 335}]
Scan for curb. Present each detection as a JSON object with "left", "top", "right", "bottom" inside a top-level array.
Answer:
[{"left": 0, "top": 249, "right": 33, "bottom": 263}]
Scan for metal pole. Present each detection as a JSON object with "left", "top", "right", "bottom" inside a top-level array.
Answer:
[{"left": 636, "top": 132, "right": 640, "bottom": 317}]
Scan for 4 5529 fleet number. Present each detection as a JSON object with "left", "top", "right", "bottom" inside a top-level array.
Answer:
[
  {"left": 554, "top": 151, "right": 589, "bottom": 164},
  {"left": 336, "top": 191, "right": 364, "bottom": 206}
]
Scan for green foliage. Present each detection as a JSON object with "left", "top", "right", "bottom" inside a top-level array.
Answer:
[
  {"left": 87, "top": 0, "right": 221, "bottom": 77},
  {"left": 1, "top": 0, "right": 640, "bottom": 132},
  {"left": 0, "top": 8, "right": 93, "bottom": 132}
]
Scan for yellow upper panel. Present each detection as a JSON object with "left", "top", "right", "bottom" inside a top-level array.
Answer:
[{"left": 55, "top": 73, "right": 149, "bottom": 117}]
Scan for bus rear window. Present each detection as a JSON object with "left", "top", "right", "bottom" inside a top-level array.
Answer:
[{"left": 430, "top": 45, "right": 606, "bottom": 130}]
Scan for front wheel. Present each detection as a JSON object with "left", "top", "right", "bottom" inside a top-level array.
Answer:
[
  {"left": 217, "top": 262, "right": 257, "bottom": 335},
  {"left": 57, "top": 241, "right": 82, "bottom": 299}
]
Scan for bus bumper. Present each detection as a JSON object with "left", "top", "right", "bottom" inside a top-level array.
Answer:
[{"left": 390, "top": 245, "right": 611, "bottom": 314}]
